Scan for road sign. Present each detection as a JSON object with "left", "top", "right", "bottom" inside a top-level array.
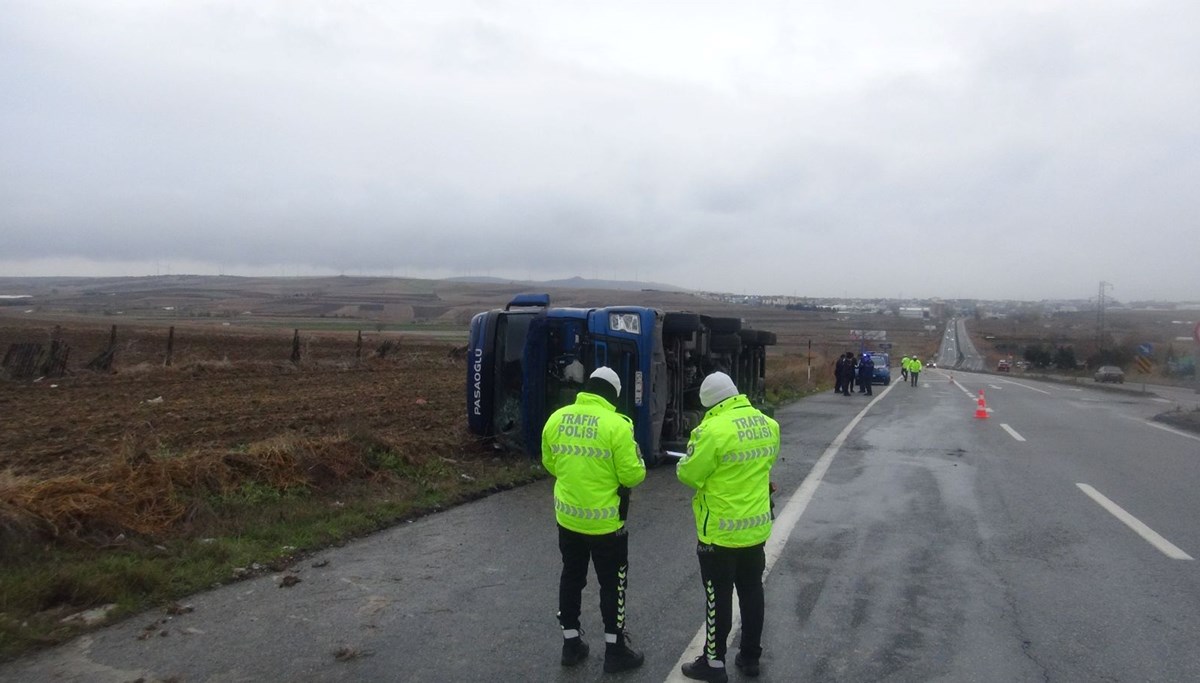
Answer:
[
  {"left": 1138, "top": 343, "right": 1153, "bottom": 356},
  {"left": 1136, "top": 356, "right": 1152, "bottom": 374}
]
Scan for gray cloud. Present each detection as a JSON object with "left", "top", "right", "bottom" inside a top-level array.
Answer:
[{"left": 2, "top": 1, "right": 1198, "bottom": 300}]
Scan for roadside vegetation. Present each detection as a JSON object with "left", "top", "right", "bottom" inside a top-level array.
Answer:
[
  {"left": 0, "top": 429, "right": 545, "bottom": 661},
  {"left": 0, "top": 342, "right": 817, "bottom": 662}
]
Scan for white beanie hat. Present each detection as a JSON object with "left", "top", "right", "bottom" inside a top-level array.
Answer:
[
  {"left": 699, "top": 371, "right": 738, "bottom": 407},
  {"left": 589, "top": 366, "right": 622, "bottom": 396}
]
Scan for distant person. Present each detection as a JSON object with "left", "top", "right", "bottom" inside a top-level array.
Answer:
[
  {"left": 839, "top": 352, "right": 855, "bottom": 397},
  {"left": 677, "top": 372, "right": 780, "bottom": 682},
  {"left": 859, "top": 354, "right": 875, "bottom": 396},
  {"left": 542, "top": 366, "right": 646, "bottom": 673},
  {"left": 900, "top": 356, "right": 910, "bottom": 383},
  {"left": 834, "top": 354, "right": 847, "bottom": 394},
  {"left": 909, "top": 357, "right": 921, "bottom": 387}
]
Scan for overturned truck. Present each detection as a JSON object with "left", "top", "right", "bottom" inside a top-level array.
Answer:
[{"left": 466, "top": 294, "right": 777, "bottom": 467}]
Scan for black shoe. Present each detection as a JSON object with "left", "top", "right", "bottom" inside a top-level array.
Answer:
[
  {"left": 734, "top": 652, "right": 760, "bottom": 677},
  {"left": 561, "top": 636, "right": 589, "bottom": 667},
  {"left": 681, "top": 655, "right": 728, "bottom": 683},
  {"left": 603, "top": 633, "right": 644, "bottom": 673}
]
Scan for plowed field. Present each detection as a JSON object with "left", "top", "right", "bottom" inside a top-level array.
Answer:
[{"left": 0, "top": 320, "right": 468, "bottom": 480}]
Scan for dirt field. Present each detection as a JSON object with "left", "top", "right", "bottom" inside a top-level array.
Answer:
[
  {"left": 0, "top": 319, "right": 467, "bottom": 481},
  {"left": 0, "top": 276, "right": 950, "bottom": 481}
]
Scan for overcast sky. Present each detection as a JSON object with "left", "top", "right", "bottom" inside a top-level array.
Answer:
[{"left": 2, "top": 1, "right": 1197, "bottom": 301}]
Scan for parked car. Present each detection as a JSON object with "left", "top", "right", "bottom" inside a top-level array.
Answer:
[
  {"left": 997, "top": 359, "right": 1011, "bottom": 372},
  {"left": 1094, "top": 366, "right": 1125, "bottom": 383}
]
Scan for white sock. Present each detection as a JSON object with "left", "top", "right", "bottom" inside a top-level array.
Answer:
[{"left": 562, "top": 629, "right": 580, "bottom": 639}]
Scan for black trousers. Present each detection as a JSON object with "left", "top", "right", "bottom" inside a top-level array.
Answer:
[
  {"left": 910, "top": 371, "right": 920, "bottom": 387},
  {"left": 696, "top": 541, "right": 766, "bottom": 663},
  {"left": 558, "top": 524, "right": 628, "bottom": 635}
]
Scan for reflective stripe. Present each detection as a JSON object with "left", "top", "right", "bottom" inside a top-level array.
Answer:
[
  {"left": 704, "top": 579, "right": 718, "bottom": 660},
  {"left": 549, "top": 444, "right": 613, "bottom": 459},
  {"left": 555, "top": 498, "right": 619, "bottom": 520},
  {"left": 716, "top": 512, "right": 773, "bottom": 532},
  {"left": 720, "top": 445, "right": 778, "bottom": 464}
]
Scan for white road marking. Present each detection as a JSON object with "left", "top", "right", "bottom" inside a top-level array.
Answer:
[
  {"left": 1152, "top": 398, "right": 1173, "bottom": 404},
  {"left": 989, "top": 384, "right": 1002, "bottom": 390},
  {"left": 664, "top": 381, "right": 900, "bottom": 680},
  {"left": 990, "top": 377, "right": 1053, "bottom": 395},
  {"left": 1140, "top": 420, "right": 1200, "bottom": 444},
  {"left": 1000, "top": 424, "right": 1026, "bottom": 442},
  {"left": 1076, "top": 484, "right": 1193, "bottom": 560}
]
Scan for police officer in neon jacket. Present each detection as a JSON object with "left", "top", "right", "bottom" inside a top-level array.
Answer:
[
  {"left": 542, "top": 366, "right": 647, "bottom": 673},
  {"left": 677, "top": 371, "right": 780, "bottom": 682}
]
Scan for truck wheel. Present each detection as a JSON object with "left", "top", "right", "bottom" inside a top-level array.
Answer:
[
  {"left": 664, "top": 312, "right": 703, "bottom": 335},
  {"left": 711, "top": 334, "right": 742, "bottom": 354},
  {"left": 756, "top": 331, "right": 777, "bottom": 346},
  {"left": 707, "top": 317, "right": 741, "bottom": 334}
]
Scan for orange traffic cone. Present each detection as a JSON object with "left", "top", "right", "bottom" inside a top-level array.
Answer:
[{"left": 974, "top": 390, "right": 989, "bottom": 419}]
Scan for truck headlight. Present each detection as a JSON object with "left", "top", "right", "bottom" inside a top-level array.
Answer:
[{"left": 609, "top": 313, "right": 640, "bottom": 334}]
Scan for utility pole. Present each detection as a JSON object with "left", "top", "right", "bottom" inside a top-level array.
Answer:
[{"left": 1096, "top": 281, "right": 1112, "bottom": 347}]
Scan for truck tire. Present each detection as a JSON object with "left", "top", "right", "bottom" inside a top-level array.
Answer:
[
  {"left": 707, "top": 317, "right": 741, "bottom": 334},
  {"left": 756, "top": 331, "right": 777, "bottom": 346},
  {"left": 664, "top": 312, "right": 703, "bottom": 335},
  {"left": 737, "top": 329, "right": 759, "bottom": 345},
  {"left": 711, "top": 334, "right": 742, "bottom": 354}
]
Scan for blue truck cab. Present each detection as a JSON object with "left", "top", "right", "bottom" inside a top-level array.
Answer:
[{"left": 466, "top": 294, "right": 775, "bottom": 467}]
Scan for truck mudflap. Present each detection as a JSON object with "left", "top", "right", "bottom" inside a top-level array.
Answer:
[{"left": 466, "top": 311, "right": 497, "bottom": 437}]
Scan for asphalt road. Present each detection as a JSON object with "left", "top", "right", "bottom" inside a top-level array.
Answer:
[
  {"left": 943, "top": 317, "right": 986, "bottom": 372},
  {"left": 4, "top": 375, "right": 1200, "bottom": 682},
  {"left": 935, "top": 320, "right": 960, "bottom": 370}
]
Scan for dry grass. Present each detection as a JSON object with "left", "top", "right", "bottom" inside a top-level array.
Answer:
[{"left": 0, "top": 431, "right": 457, "bottom": 549}]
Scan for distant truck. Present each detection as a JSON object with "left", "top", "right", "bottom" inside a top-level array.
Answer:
[{"left": 466, "top": 294, "right": 777, "bottom": 467}]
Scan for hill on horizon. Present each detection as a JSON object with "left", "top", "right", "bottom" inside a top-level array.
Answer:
[{"left": 444, "top": 274, "right": 689, "bottom": 293}]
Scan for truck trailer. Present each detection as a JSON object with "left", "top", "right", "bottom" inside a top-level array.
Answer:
[{"left": 466, "top": 293, "right": 777, "bottom": 467}]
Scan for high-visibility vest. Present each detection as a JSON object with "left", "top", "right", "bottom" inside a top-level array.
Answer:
[
  {"left": 677, "top": 394, "right": 780, "bottom": 547},
  {"left": 542, "top": 392, "right": 645, "bottom": 534}
]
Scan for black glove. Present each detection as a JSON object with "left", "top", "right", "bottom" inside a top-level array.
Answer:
[{"left": 617, "top": 486, "right": 631, "bottom": 521}]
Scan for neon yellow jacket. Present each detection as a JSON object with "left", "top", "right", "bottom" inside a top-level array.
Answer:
[
  {"left": 676, "top": 394, "right": 780, "bottom": 547},
  {"left": 542, "top": 392, "right": 646, "bottom": 535}
]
